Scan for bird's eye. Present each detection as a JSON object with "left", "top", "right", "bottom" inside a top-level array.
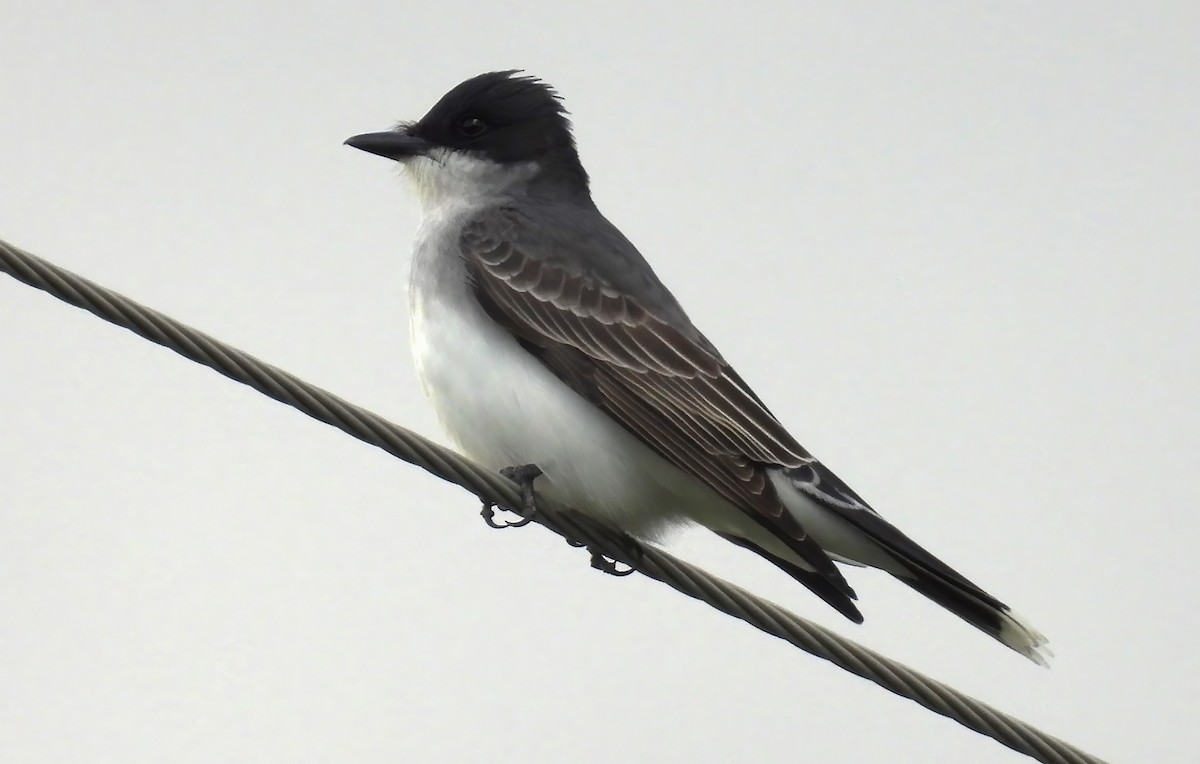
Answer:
[{"left": 458, "top": 115, "right": 489, "bottom": 138}]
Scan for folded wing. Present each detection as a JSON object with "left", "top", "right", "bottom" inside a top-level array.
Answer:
[{"left": 461, "top": 206, "right": 852, "bottom": 599}]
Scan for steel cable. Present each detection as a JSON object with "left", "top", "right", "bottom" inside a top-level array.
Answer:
[{"left": 1, "top": 237, "right": 1106, "bottom": 764}]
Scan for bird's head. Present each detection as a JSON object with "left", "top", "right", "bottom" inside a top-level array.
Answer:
[{"left": 346, "top": 70, "right": 588, "bottom": 207}]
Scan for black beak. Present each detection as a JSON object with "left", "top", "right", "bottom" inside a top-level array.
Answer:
[{"left": 344, "top": 130, "right": 432, "bottom": 161}]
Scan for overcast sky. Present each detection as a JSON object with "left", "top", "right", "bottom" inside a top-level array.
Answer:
[{"left": 2, "top": 2, "right": 1197, "bottom": 762}]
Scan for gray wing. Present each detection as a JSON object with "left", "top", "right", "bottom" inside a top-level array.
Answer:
[{"left": 461, "top": 205, "right": 852, "bottom": 594}]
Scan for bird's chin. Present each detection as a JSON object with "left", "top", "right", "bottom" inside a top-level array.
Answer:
[
  {"left": 398, "top": 149, "right": 537, "bottom": 212},
  {"left": 399, "top": 150, "right": 452, "bottom": 209}
]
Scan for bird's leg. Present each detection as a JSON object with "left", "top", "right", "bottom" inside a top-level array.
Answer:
[
  {"left": 480, "top": 463, "right": 543, "bottom": 529},
  {"left": 500, "top": 464, "right": 543, "bottom": 525}
]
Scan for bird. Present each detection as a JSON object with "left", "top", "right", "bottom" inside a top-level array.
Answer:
[{"left": 344, "top": 70, "right": 1049, "bottom": 664}]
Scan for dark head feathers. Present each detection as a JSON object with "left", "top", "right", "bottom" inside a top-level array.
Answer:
[
  {"left": 411, "top": 70, "right": 588, "bottom": 189},
  {"left": 429, "top": 70, "right": 569, "bottom": 125}
]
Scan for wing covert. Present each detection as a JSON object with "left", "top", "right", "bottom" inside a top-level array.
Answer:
[{"left": 461, "top": 207, "right": 849, "bottom": 590}]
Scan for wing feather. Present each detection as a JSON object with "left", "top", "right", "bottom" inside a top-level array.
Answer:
[{"left": 462, "top": 208, "right": 849, "bottom": 591}]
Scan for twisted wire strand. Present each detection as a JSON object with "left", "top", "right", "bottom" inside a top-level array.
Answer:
[{"left": 1, "top": 237, "right": 1106, "bottom": 764}]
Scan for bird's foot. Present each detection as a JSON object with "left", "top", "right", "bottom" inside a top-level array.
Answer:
[
  {"left": 588, "top": 546, "right": 636, "bottom": 576},
  {"left": 480, "top": 463, "right": 543, "bottom": 529}
]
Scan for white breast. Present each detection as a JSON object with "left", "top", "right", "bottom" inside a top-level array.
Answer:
[
  {"left": 413, "top": 274, "right": 656, "bottom": 535},
  {"left": 406, "top": 206, "right": 734, "bottom": 539},
  {"left": 399, "top": 153, "right": 828, "bottom": 563}
]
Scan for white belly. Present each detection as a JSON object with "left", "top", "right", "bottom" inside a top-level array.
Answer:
[{"left": 409, "top": 262, "right": 730, "bottom": 538}]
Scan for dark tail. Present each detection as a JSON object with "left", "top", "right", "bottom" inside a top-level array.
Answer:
[{"left": 832, "top": 509, "right": 1050, "bottom": 665}]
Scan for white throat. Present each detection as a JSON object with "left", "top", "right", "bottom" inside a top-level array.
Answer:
[{"left": 402, "top": 149, "right": 539, "bottom": 212}]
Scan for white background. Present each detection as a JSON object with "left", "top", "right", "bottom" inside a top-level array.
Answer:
[{"left": 2, "top": 3, "right": 1197, "bottom": 762}]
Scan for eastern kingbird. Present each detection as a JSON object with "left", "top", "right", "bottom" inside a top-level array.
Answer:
[{"left": 346, "top": 71, "right": 1049, "bottom": 664}]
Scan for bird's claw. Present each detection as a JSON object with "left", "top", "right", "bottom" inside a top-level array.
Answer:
[
  {"left": 481, "top": 464, "right": 637, "bottom": 579},
  {"left": 588, "top": 546, "right": 636, "bottom": 576},
  {"left": 480, "top": 463, "right": 543, "bottom": 529},
  {"left": 480, "top": 500, "right": 518, "bottom": 529}
]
